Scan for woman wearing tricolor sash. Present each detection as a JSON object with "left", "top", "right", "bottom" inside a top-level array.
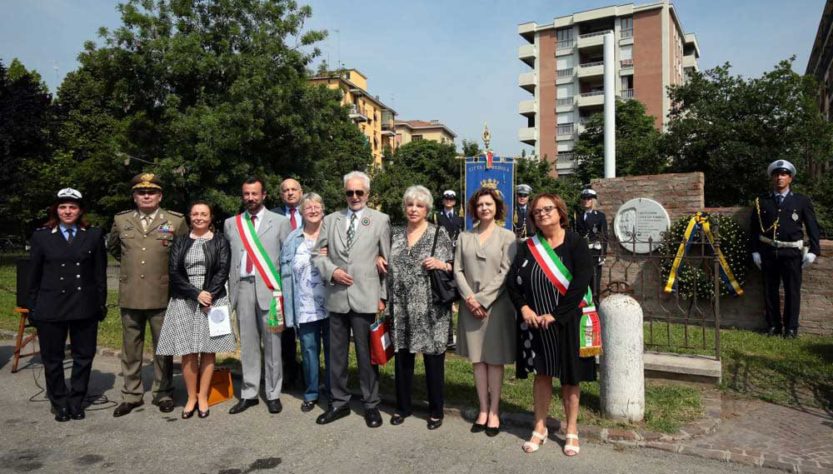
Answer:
[{"left": 507, "top": 193, "right": 596, "bottom": 456}]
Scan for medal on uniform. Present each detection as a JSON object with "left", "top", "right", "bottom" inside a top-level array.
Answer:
[{"left": 792, "top": 211, "right": 799, "bottom": 222}]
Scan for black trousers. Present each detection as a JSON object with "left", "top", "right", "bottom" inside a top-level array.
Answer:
[
  {"left": 35, "top": 318, "right": 98, "bottom": 411},
  {"left": 761, "top": 251, "right": 803, "bottom": 332},
  {"left": 589, "top": 249, "right": 604, "bottom": 302},
  {"left": 395, "top": 349, "right": 445, "bottom": 419},
  {"left": 329, "top": 311, "right": 379, "bottom": 410},
  {"left": 281, "top": 327, "right": 300, "bottom": 383}
]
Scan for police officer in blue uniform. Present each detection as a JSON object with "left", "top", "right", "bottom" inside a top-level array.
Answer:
[
  {"left": 437, "top": 190, "right": 464, "bottom": 245},
  {"left": 27, "top": 188, "right": 107, "bottom": 421},
  {"left": 751, "top": 160, "right": 821, "bottom": 338},
  {"left": 513, "top": 184, "right": 536, "bottom": 239},
  {"left": 574, "top": 187, "right": 608, "bottom": 301}
]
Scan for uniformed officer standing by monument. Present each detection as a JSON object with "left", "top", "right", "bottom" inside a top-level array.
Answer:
[
  {"left": 574, "top": 187, "right": 608, "bottom": 302},
  {"left": 513, "top": 184, "right": 536, "bottom": 239},
  {"left": 751, "top": 160, "right": 821, "bottom": 338},
  {"left": 108, "top": 173, "right": 188, "bottom": 416}
]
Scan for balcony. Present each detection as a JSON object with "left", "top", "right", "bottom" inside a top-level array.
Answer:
[
  {"left": 620, "top": 28, "right": 633, "bottom": 39},
  {"left": 620, "top": 89, "right": 635, "bottom": 100},
  {"left": 577, "top": 30, "right": 611, "bottom": 48},
  {"left": 683, "top": 54, "right": 698, "bottom": 72},
  {"left": 518, "top": 22, "right": 536, "bottom": 44},
  {"left": 557, "top": 152, "right": 577, "bottom": 172},
  {"left": 518, "top": 44, "right": 537, "bottom": 67},
  {"left": 557, "top": 123, "right": 575, "bottom": 140},
  {"left": 348, "top": 105, "right": 368, "bottom": 122},
  {"left": 578, "top": 91, "right": 605, "bottom": 107},
  {"left": 519, "top": 99, "right": 537, "bottom": 117},
  {"left": 620, "top": 58, "right": 633, "bottom": 68},
  {"left": 556, "top": 68, "right": 574, "bottom": 84},
  {"left": 518, "top": 127, "right": 536, "bottom": 146},
  {"left": 556, "top": 39, "right": 576, "bottom": 55},
  {"left": 578, "top": 61, "right": 604, "bottom": 78},
  {"left": 556, "top": 97, "right": 575, "bottom": 109},
  {"left": 519, "top": 71, "right": 536, "bottom": 93}
]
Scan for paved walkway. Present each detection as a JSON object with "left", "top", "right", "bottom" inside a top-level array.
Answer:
[{"left": 1, "top": 337, "right": 830, "bottom": 472}]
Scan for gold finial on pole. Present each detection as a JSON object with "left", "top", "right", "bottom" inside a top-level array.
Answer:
[{"left": 482, "top": 123, "right": 491, "bottom": 151}]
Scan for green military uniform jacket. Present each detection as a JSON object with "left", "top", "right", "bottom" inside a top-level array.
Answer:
[{"left": 107, "top": 208, "right": 188, "bottom": 309}]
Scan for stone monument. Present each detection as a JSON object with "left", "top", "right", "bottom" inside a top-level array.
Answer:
[{"left": 613, "top": 198, "right": 670, "bottom": 254}]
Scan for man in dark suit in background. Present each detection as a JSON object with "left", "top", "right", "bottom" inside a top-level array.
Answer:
[
  {"left": 271, "top": 178, "right": 303, "bottom": 389},
  {"left": 437, "top": 190, "right": 464, "bottom": 246},
  {"left": 574, "top": 187, "right": 608, "bottom": 302}
]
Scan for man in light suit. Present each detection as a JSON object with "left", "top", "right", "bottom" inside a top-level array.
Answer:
[
  {"left": 313, "top": 171, "right": 390, "bottom": 428},
  {"left": 224, "top": 177, "right": 292, "bottom": 414}
]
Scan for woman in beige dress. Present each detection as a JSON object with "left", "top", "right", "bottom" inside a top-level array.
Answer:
[{"left": 454, "top": 187, "right": 517, "bottom": 437}]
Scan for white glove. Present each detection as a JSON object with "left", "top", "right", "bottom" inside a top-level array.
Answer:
[
  {"left": 752, "top": 252, "right": 762, "bottom": 270},
  {"left": 802, "top": 252, "right": 816, "bottom": 269}
]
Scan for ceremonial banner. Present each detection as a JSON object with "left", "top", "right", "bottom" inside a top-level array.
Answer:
[{"left": 464, "top": 155, "right": 514, "bottom": 231}]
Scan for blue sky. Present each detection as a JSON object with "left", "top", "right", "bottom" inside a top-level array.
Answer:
[{"left": 1, "top": 0, "right": 826, "bottom": 155}]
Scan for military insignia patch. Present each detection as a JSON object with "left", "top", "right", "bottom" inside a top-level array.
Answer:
[
  {"left": 361, "top": 216, "right": 370, "bottom": 226},
  {"left": 792, "top": 211, "right": 799, "bottom": 222}
]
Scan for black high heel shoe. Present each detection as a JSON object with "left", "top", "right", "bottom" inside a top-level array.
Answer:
[
  {"left": 182, "top": 407, "right": 196, "bottom": 419},
  {"left": 198, "top": 409, "right": 210, "bottom": 418}
]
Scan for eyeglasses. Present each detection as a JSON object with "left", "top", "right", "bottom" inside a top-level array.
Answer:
[
  {"left": 135, "top": 190, "right": 160, "bottom": 196},
  {"left": 345, "top": 190, "right": 366, "bottom": 198},
  {"left": 303, "top": 205, "right": 322, "bottom": 212},
  {"left": 532, "top": 205, "right": 557, "bottom": 217}
]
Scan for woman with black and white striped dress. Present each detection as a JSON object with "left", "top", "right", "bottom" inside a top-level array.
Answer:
[
  {"left": 507, "top": 193, "right": 595, "bottom": 457},
  {"left": 157, "top": 201, "right": 235, "bottom": 419}
]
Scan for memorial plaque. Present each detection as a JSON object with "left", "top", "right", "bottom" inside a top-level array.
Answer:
[{"left": 613, "top": 198, "right": 670, "bottom": 254}]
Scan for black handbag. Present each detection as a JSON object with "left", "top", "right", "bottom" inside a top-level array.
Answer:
[{"left": 429, "top": 224, "right": 459, "bottom": 306}]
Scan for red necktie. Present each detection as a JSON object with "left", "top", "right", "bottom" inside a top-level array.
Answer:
[
  {"left": 245, "top": 215, "right": 257, "bottom": 273},
  {"left": 289, "top": 207, "right": 297, "bottom": 230}
]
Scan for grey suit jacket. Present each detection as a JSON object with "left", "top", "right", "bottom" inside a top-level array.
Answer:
[
  {"left": 224, "top": 210, "right": 291, "bottom": 311},
  {"left": 312, "top": 207, "right": 391, "bottom": 314},
  {"left": 454, "top": 227, "right": 517, "bottom": 309}
]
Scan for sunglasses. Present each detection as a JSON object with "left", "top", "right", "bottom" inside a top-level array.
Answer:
[
  {"left": 345, "top": 190, "right": 366, "bottom": 198},
  {"left": 517, "top": 193, "right": 529, "bottom": 197},
  {"left": 135, "top": 190, "right": 160, "bottom": 196}
]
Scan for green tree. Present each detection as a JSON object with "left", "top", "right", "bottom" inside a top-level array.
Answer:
[
  {"left": 0, "top": 59, "right": 56, "bottom": 236},
  {"left": 461, "top": 139, "right": 481, "bottom": 157},
  {"left": 665, "top": 59, "right": 833, "bottom": 208},
  {"left": 52, "top": 0, "right": 370, "bottom": 224},
  {"left": 573, "top": 98, "right": 665, "bottom": 184},
  {"left": 371, "top": 140, "right": 460, "bottom": 224},
  {"left": 514, "top": 156, "right": 582, "bottom": 217}
]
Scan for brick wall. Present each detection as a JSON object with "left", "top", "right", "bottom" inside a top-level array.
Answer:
[{"left": 591, "top": 173, "right": 832, "bottom": 336}]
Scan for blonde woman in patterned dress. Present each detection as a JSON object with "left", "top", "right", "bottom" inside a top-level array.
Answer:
[
  {"left": 388, "top": 185, "right": 453, "bottom": 430},
  {"left": 157, "top": 201, "right": 235, "bottom": 419}
]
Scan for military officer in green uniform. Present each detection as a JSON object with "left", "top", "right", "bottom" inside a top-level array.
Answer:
[{"left": 108, "top": 173, "right": 188, "bottom": 416}]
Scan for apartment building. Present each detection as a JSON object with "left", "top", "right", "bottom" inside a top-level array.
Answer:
[
  {"left": 309, "top": 69, "right": 397, "bottom": 165},
  {"left": 394, "top": 120, "right": 457, "bottom": 146},
  {"left": 806, "top": 0, "right": 833, "bottom": 179},
  {"left": 518, "top": 0, "right": 699, "bottom": 176}
]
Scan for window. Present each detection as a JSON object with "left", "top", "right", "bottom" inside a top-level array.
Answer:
[
  {"left": 620, "top": 16, "right": 633, "bottom": 37},
  {"left": 412, "top": 135, "right": 423, "bottom": 141},
  {"left": 557, "top": 84, "right": 573, "bottom": 97},
  {"left": 557, "top": 112, "right": 573, "bottom": 124}
]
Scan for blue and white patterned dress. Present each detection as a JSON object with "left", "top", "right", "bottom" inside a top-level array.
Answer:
[
  {"left": 290, "top": 238, "right": 328, "bottom": 324},
  {"left": 157, "top": 238, "right": 237, "bottom": 355}
]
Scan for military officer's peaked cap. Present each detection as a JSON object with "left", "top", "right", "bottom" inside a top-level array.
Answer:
[
  {"left": 56, "top": 187, "right": 83, "bottom": 203},
  {"left": 516, "top": 184, "right": 533, "bottom": 195},
  {"left": 443, "top": 190, "right": 457, "bottom": 199},
  {"left": 767, "top": 160, "right": 796, "bottom": 177},
  {"left": 130, "top": 172, "right": 163, "bottom": 191},
  {"left": 580, "top": 188, "right": 598, "bottom": 199}
]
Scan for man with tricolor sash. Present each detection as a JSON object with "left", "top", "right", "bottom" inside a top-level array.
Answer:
[
  {"left": 224, "top": 177, "right": 292, "bottom": 414},
  {"left": 750, "top": 160, "right": 820, "bottom": 338}
]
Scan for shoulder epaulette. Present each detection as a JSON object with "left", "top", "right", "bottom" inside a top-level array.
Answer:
[
  {"left": 166, "top": 210, "right": 184, "bottom": 217},
  {"left": 116, "top": 209, "right": 132, "bottom": 215}
]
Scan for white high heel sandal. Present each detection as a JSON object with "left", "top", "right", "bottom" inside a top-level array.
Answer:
[
  {"left": 522, "top": 430, "right": 548, "bottom": 453},
  {"left": 564, "top": 433, "right": 580, "bottom": 456}
]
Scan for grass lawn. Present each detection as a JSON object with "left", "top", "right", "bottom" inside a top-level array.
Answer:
[{"left": 10, "top": 260, "right": 827, "bottom": 432}]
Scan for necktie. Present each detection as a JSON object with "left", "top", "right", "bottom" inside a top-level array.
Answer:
[
  {"left": 245, "top": 215, "right": 257, "bottom": 273},
  {"left": 346, "top": 213, "right": 357, "bottom": 250},
  {"left": 289, "top": 208, "right": 297, "bottom": 230},
  {"left": 66, "top": 227, "right": 75, "bottom": 244},
  {"left": 775, "top": 194, "right": 783, "bottom": 207},
  {"left": 141, "top": 215, "right": 149, "bottom": 232}
]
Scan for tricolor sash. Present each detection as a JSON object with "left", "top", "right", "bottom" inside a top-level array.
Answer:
[
  {"left": 663, "top": 212, "right": 743, "bottom": 296},
  {"left": 235, "top": 213, "right": 284, "bottom": 329},
  {"left": 527, "top": 234, "right": 602, "bottom": 358}
]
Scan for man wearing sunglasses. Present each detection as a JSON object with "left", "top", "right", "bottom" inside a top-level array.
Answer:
[
  {"left": 313, "top": 171, "right": 391, "bottom": 428},
  {"left": 108, "top": 173, "right": 188, "bottom": 417}
]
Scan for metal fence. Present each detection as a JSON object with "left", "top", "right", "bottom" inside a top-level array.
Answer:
[{"left": 598, "top": 224, "right": 722, "bottom": 360}]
